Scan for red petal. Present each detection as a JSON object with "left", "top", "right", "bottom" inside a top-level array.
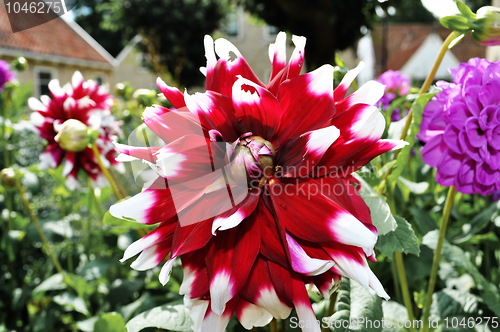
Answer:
[
  {"left": 275, "top": 65, "right": 335, "bottom": 145},
  {"left": 269, "top": 178, "right": 377, "bottom": 250},
  {"left": 278, "top": 125, "right": 340, "bottom": 177},
  {"left": 157, "top": 77, "right": 186, "bottom": 109},
  {"left": 232, "top": 77, "right": 283, "bottom": 138}
]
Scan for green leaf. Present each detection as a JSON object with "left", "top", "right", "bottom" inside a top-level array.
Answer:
[
  {"left": 381, "top": 301, "right": 408, "bottom": 332},
  {"left": 326, "top": 278, "right": 383, "bottom": 331},
  {"left": 32, "top": 273, "right": 66, "bottom": 294},
  {"left": 94, "top": 312, "right": 127, "bottom": 332},
  {"left": 103, "top": 210, "right": 152, "bottom": 232},
  {"left": 353, "top": 173, "right": 396, "bottom": 236},
  {"left": 455, "top": 0, "right": 475, "bottom": 19},
  {"left": 439, "top": 15, "right": 472, "bottom": 32},
  {"left": 53, "top": 293, "right": 89, "bottom": 315},
  {"left": 397, "top": 177, "right": 428, "bottom": 194},
  {"left": 126, "top": 304, "right": 193, "bottom": 332},
  {"left": 65, "top": 273, "right": 96, "bottom": 301},
  {"left": 423, "top": 231, "right": 500, "bottom": 316},
  {"left": 388, "top": 92, "right": 436, "bottom": 183},
  {"left": 430, "top": 289, "right": 479, "bottom": 320},
  {"left": 376, "top": 216, "right": 420, "bottom": 257}
]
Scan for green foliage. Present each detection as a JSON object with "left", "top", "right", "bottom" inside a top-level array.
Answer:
[
  {"left": 239, "top": 0, "right": 378, "bottom": 68},
  {"left": 94, "top": 312, "right": 127, "bottom": 332},
  {"left": 326, "top": 278, "right": 383, "bottom": 332},
  {"left": 126, "top": 303, "right": 193, "bottom": 332},
  {"left": 100, "top": 0, "right": 232, "bottom": 87},
  {"left": 377, "top": 216, "right": 420, "bottom": 257}
]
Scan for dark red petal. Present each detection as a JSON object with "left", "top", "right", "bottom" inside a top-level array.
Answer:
[
  {"left": 278, "top": 125, "right": 340, "bottom": 177},
  {"left": 232, "top": 77, "right": 283, "bottom": 138},
  {"left": 184, "top": 91, "right": 241, "bottom": 141},
  {"left": 275, "top": 65, "right": 335, "bottom": 145},
  {"left": 269, "top": 178, "right": 377, "bottom": 250}
]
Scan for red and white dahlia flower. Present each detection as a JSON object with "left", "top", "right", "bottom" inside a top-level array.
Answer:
[
  {"left": 110, "top": 32, "right": 406, "bottom": 331},
  {"left": 29, "top": 72, "right": 122, "bottom": 189}
]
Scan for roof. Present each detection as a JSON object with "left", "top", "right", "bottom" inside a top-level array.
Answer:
[
  {"left": 372, "top": 23, "right": 486, "bottom": 76},
  {"left": 0, "top": 1, "right": 116, "bottom": 68}
]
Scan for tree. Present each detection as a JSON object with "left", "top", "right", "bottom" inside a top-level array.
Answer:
[
  {"left": 381, "top": 0, "right": 435, "bottom": 23},
  {"left": 73, "top": 0, "right": 127, "bottom": 57},
  {"left": 239, "top": 0, "right": 378, "bottom": 70},
  {"left": 100, "top": 0, "right": 231, "bottom": 87}
]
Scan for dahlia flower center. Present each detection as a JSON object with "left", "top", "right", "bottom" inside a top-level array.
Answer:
[{"left": 233, "top": 134, "right": 276, "bottom": 188}]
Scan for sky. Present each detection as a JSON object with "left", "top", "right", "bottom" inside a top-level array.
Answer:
[{"left": 421, "top": 0, "right": 460, "bottom": 18}]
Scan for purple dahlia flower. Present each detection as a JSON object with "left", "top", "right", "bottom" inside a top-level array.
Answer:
[
  {"left": 418, "top": 58, "right": 500, "bottom": 196},
  {"left": 376, "top": 70, "right": 410, "bottom": 121},
  {"left": 0, "top": 60, "right": 14, "bottom": 92}
]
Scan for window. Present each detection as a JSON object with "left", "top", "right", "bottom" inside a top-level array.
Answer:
[
  {"left": 35, "top": 67, "right": 56, "bottom": 97},
  {"left": 267, "top": 25, "right": 279, "bottom": 37},
  {"left": 38, "top": 71, "right": 52, "bottom": 96},
  {"left": 95, "top": 76, "right": 103, "bottom": 85},
  {"left": 224, "top": 13, "right": 240, "bottom": 38}
]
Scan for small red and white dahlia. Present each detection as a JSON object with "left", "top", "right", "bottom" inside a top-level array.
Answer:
[
  {"left": 111, "top": 32, "right": 405, "bottom": 331},
  {"left": 29, "top": 72, "right": 122, "bottom": 189}
]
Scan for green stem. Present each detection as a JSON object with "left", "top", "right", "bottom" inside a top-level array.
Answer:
[
  {"left": 15, "top": 179, "right": 65, "bottom": 276},
  {"left": 270, "top": 318, "right": 278, "bottom": 332},
  {"left": 379, "top": 30, "right": 463, "bottom": 189},
  {"left": 421, "top": 186, "right": 456, "bottom": 331},
  {"left": 91, "top": 143, "right": 123, "bottom": 200},
  {"left": 394, "top": 252, "right": 416, "bottom": 332},
  {"left": 322, "top": 290, "right": 339, "bottom": 332},
  {"left": 88, "top": 178, "right": 105, "bottom": 218}
]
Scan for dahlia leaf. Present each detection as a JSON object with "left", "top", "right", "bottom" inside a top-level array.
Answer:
[
  {"left": 388, "top": 92, "right": 436, "bottom": 183},
  {"left": 381, "top": 300, "right": 408, "bottom": 329},
  {"left": 439, "top": 15, "right": 472, "bottom": 32},
  {"left": 455, "top": 0, "right": 475, "bottom": 19},
  {"left": 94, "top": 312, "right": 127, "bottom": 332},
  {"left": 423, "top": 231, "right": 500, "bottom": 316},
  {"left": 326, "top": 278, "right": 383, "bottom": 332},
  {"left": 376, "top": 216, "right": 420, "bottom": 257},
  {"left": 432, "top": 289, "right": 480, "bottom": 319},
  {"left": 353, "top": 173, "right": 396, "bottom": 236},
  {"left": 125, "top": 303, "right": 192, "bottom": 332}
]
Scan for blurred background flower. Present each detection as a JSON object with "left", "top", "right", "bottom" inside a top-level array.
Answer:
[
  {"left": 0, "top": 59, "right": 14, "bottom": 92},
  {"left": 28, "top": 72, "right": 122, "bottom": 189}
]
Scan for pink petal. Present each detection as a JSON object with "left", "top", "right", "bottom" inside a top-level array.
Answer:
[
  {"left": 333, "top": 62, "right": 364, "bottom": 101},
  {"left": 142, "top": 105, "right": 205, "bottom": 145},
  {"left": 268, "top": 32, "right": 287, "bottom": 81},
  {"left": 184, "top": 91, "right": 240, "bottom": 141},
  {"left": 286, "top": 234, "right": 334, "bottom": 276},
  {"left": 156, "top": 77, "right": 186, "bottom": 108}
]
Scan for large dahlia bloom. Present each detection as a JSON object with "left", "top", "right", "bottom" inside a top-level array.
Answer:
[
  {"left": 29, "top": 72, "right": 122, "bottom": 189},
  {"left": 111, "top": 32, "right": 405, "bottom": 331},
  {"left": 418, "top": 58, "right": 500, "bottom": 195}
]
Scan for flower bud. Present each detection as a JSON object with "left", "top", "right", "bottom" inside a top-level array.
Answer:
[
  {"left": 472, "top": 6, "right": 500, "bottom": 46},
  {"left": 54, "top": 119, "right": 91, "bottom": 152},
  {"left": 12, "top": 57, "right": 27, "bottom": 72},
  {"left": 0, "top": 168, "right": 16, "bottom": 187}
]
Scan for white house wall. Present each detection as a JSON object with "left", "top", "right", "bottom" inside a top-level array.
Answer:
[{"left": 400, "top": 33, "right": 459, "bottom": 80}]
